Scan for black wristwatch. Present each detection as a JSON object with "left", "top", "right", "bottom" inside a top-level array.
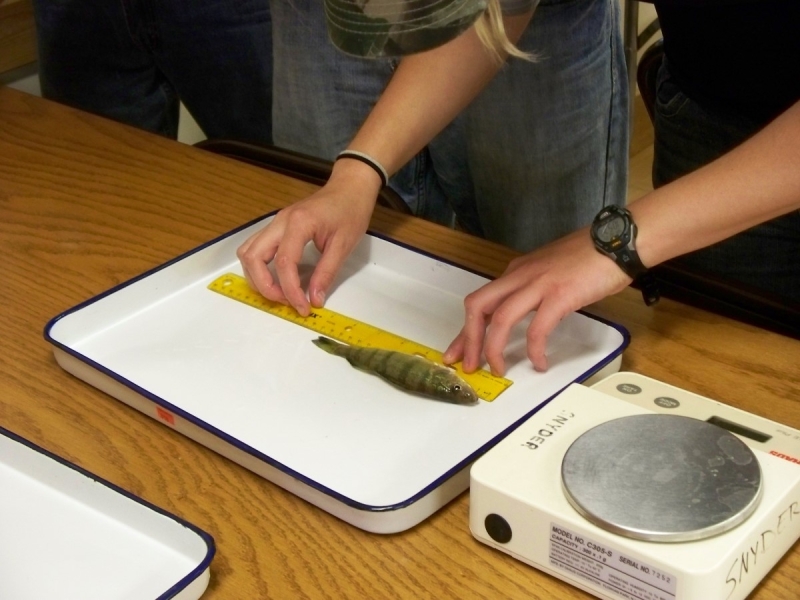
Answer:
[{"left": 591, "top": 206, "right": 660, "bottom": 306}]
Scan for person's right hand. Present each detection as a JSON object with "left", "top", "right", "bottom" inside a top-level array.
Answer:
[
  {"left": 237, "top": 159, "right": 383, "bottom": 316},
  {"left": 442, "top": 227, "right": 632, "bottom": 375}
]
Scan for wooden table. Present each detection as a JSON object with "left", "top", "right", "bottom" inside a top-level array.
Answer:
[
  {"left": 1, "top": 86, "right": 798, "bottom": 599},
  {"left": 0, "top": 0, "right": 37, "bottom": 75}
]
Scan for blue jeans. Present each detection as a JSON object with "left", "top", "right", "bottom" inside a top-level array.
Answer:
[
  {"left": 32, "top": 0, "right": 273, "bottom": 143},
  {"left": 465, "top": 0, "right": 629, "bottom": 251},
  {"left": 272, "top": 0, "right": 629, "bottom": 248},
  {"left": 654, "top": 58, "right": 800, "bottom": 303},
  {"left": 269, "top": 0, "right": 460, "bottom": 227},
  {"left": 35, "top": 0, "right": 628, "bottom": 250}
]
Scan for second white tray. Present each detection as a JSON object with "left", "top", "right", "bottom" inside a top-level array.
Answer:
[{"left": 0, "top": 426, "right": 214, "bottom": 600}]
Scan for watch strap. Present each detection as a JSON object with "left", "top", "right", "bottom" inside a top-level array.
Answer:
[
  {"left": 591, "top": 206, "right": 660, "bottom": 306},
  {"left": 615, "top": 244, "right": 649, "bottom": 280},
  {"left": 635, "top": 271, "right": 661, "bottom": 306}
]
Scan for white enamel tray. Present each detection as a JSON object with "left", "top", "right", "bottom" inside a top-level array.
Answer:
[
  {"left": 45, "top": 213, "right": 628, "bottom": 533},
  {"left": 0, "top": 425, "right": 214, "bottom": 600}
]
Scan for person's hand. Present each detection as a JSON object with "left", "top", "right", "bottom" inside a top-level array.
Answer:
[
  {"left": 442, "top": 228, "right": 631, "bottom": 375},
  {"left": 237, "top": 160, "right": 382, "bottom": 316}
]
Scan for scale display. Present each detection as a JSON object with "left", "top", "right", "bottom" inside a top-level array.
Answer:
[{"left": 470, "top": 372, "right": 800, "bottom": 600}]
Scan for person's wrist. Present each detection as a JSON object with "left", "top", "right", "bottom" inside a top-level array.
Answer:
[
  {"left": 327, "top": 159, "right": 385, "bottom": 216},
  {"left": 335, "top": 150, "right": 388, "bottom": 187},
  {"left": 590, "top": 205, "right": 660, "bottom": 306},
  {"left": 627, "top": 194, "right": 689, "bottom": 270},
  {"left": 330, "top": 155, "right": 386, "bottom": 193}
]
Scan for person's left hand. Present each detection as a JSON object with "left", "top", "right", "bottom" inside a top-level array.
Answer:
[
  {"left": 442, "top": 227, "right": 631, "bottom": 375},
  {"left": 237, "top": 160, "right": 380, "bottom": 316}
]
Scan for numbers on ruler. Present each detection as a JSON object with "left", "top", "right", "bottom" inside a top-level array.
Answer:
[{"left": 209, "top": 273, "right": 512, "bottom": 401}]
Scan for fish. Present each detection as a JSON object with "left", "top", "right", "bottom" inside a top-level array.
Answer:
[{"left": 312, "top": 336, "right": 478, "bottom": 405}]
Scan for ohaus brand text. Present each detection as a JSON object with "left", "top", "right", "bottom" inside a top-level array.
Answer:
[{"left": 521, "top": 410, "right": 575, "bottom": 450}]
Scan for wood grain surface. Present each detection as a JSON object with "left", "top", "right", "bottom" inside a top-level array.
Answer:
[
  {"left": 0, "top": 0, "right": 37, "bottom": 75},
  {"left": 1, "top": 87, "right": 798, "bottom": 599}
]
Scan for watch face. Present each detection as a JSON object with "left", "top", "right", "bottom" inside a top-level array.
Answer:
[{"left": 595, "top": 216, "right": 625, "bottom": 243}]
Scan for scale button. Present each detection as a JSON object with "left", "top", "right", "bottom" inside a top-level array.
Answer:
[
  {"left": 485, "top": 514, "right": 512, "bottom": 544},
  {"left": 561, "top": 414, "right": 763, "bottom": 542},
  {"left": 654, "top": 396, "right": 680, "bottom": 409},
  {"left": 616, "top": 383, "right": 642, "bottom": 395}
]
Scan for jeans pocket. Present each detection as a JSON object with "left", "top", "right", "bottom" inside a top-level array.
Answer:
[{"left": 655, "top": 64, "right": 689, "bottom": 119}]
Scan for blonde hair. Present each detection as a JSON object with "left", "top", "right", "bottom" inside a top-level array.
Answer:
[{"left": 474, "top": 0, "right": 534, "bottom": 63}]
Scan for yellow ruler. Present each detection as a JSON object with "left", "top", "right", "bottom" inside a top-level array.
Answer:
[{"left": 208, "top": 273, "right": 512, "bottom": 401}]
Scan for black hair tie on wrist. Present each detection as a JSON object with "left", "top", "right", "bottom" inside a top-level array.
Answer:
[{"left": 335, "top": 150, "right": 389, "bottom": 188}]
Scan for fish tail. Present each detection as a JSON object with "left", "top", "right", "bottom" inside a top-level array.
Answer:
[
  {"left": 313, "top": 336, "right": 375, "bottom": 370},
  {"left": 312, "top": 336, "right": 347, "bottom": 356}
]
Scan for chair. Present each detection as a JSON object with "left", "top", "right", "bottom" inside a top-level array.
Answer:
[
  {"left": 195, "top": 139, "right": 411, "bottom": 215},
  {"left": 634, "top": 38, "right": 800, "bottom": 338}
]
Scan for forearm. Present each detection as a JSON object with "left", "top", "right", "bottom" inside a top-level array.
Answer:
[
  {"left": 633, "top": 100, "right": 800, "bottom": 266},
  {"left": 345, "top": 13, "right": 533, "bottom": 176}
]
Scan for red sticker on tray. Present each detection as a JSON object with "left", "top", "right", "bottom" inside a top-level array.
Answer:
[{"left": 156, "top": 407, "right": 175, "bottom": 426}]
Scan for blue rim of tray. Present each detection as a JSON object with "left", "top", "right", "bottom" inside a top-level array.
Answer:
[
  {"left": 44, "top": 210, "right": 630, "bottom": 514},
  {"left": 0, "top": 424, "right": 216, "bottom": 600}
]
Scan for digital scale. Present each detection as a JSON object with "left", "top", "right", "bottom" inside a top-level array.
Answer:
[{"left": 470, "top": 372, "right": 800, "bottom": 600}]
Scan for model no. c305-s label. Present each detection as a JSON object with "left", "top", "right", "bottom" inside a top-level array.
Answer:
[{"left": 549, "top": 522, "right": 677, "bottom": 600}]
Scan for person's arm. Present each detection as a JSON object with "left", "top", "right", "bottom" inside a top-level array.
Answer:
[
  {"left": 443, "top": 99, "right": 800, "bottom": 375},
  {"left": 345, "top": 14, "right": 532, "bottom": 179},
  {"left": 633, "top": 100, "right": 800, "bottom": 265},
  {"left": 237, "top": 12, "right": 534, "bottom": 317}
]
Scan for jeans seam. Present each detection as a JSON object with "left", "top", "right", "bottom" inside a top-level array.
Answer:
[
  {"left": 414, "top": 150, "right": 429, "bottom": 217},
  {"left": 602, "top": 0, "right": 617, "bottom": 208},
  {"left": 124, "top": 0, "right": 160, "bottom": 54}
]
